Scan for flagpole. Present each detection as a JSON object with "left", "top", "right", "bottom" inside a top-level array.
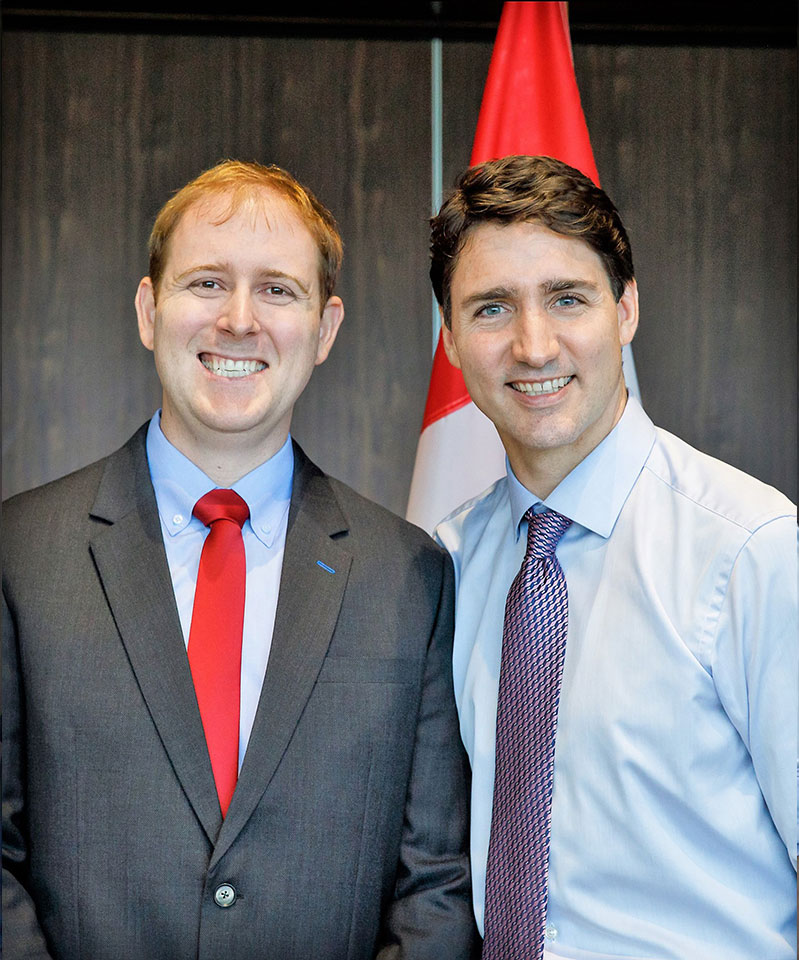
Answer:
[{"left": 430, "top": 36, "right": 443, "bottom": 354}]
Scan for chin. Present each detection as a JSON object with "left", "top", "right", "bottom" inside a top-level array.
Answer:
[{"left": 504, "top": 415, "right": 579, "bottom": 449}]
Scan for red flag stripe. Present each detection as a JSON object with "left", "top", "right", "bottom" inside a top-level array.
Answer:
[
  {"left": 470, "top": 2, "right": 599, "bottom": 185},
  {"left": 421, "top": 338, "right": 471, "bottom": 430}
]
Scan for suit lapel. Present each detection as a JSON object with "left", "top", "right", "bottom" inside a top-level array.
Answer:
[
  {"left": 212, "top": 444, "right": 351, "bottom": 867},
  {"left": 88, "top": 427, "right": 222, "bottom": 844}
]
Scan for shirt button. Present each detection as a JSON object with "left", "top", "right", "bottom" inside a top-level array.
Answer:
[
  {"left": 213, "top": 883, "right": 236, "bottom": 908},
  {"left": 172, "top": 513, "right": 183, "bottom": 525},
  {"left": 545, "top": 923, "right": 558, "bottom": 941}
]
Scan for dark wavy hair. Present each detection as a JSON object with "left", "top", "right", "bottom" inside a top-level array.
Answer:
[{"left": 430, "top": 155, "right": 634, "bottom": 326}]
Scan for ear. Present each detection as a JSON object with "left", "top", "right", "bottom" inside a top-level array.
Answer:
[
  {"left": 616, "top": 279, "right": 639, "bottom": 347},
  {"left": 440, "top": 308, "right": 462, "bottom": 370},
  {"left": 315, "top": 296, "right": 345, "bottom": 366},
  {"left": 135, "top": 277, "right": 157, "bottom": 352}
]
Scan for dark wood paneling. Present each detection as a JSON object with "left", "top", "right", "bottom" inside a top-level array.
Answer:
[
  {"left": 577, "top": 45, "right": 797, "bottom": 500},
  {"left": 441, "top": 41, "right": 492, "bottom": 189},
  {"left": 3, "top": 30, "right": 796, "bottom": 511},
  {"left": 443, "top": 41, "right": 797, "bottom": 500},
  {"left": 288, "top": 40, "right": 432, "bottom": 512},
  {"left": 2, "top": 32, "right": 159, "bottom": 497},
  {"left": 2, "top": 31, "right": 432, "bottom": 513}
]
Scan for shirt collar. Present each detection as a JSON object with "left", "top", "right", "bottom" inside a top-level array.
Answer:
[
  {"left": 145, "top": 411, "right": 294, "bottom": 548},
  {"left": 507, "top": 394, "right": 656, "bottom": 540}
]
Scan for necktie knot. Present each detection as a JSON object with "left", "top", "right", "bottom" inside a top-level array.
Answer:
[
  {"left": 524, "top": 508, "right": 571, "bottom": 558},
  {"left": 193, "top": 489, "right": 249, "bottom": 529}
]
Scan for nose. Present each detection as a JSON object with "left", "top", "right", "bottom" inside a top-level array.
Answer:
[
  {"left": 511, "top": 307, "right": 560, "bottom": 368},
  {"left": 217, "top": 288, "right": 259, "bottom": 338}
]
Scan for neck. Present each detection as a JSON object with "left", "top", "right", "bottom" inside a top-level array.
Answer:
[
  {"left": 507, "top": 389, "right": 629, "bottom": 499},
  {"left": 507, "top": 449, "right": 579, "bottom": 501},
  {"left": 188, "top": 447, "right": 283, "bottom": 487},
  {"left": 159, "top": 417, "right": 289, "bottom": 486}
]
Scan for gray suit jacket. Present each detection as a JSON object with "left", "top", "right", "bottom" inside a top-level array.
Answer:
[{"left": 3, "top": 427, "right": 477, "bottom": 960}]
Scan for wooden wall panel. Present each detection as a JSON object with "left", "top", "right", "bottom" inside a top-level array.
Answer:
[
  {"left": 3, "top": 29, "right": 796, "bottom": 512},
  {"left": 2, "top": 32, "right": 161, "bottom": 497},
  {"left": 579, "top": 45, "right": 797, "bottom": 501},
  {"left": 2, "top": 31, "right": 432, "bottom": 514},
  {"left": 443, "top": 42, "right": 797, "bottom": 501}
]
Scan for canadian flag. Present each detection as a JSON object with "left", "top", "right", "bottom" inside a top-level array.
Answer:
[{"left": 406, "top": 1, "right": 637, "bottom": 533}]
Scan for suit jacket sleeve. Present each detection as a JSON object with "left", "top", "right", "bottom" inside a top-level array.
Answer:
[
  {"left": 3, "top": 591, "right": 56, "bottom": 960},
  {"left": 375, "top": 550, "right": 479, "bottom": 959}
]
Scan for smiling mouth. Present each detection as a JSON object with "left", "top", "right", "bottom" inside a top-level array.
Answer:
[
  {"left": 200, "top": 354, "right": 267, "bottom": 378},
  {"left": 510, "top": 375, "right": 573, "bottom": 396}
]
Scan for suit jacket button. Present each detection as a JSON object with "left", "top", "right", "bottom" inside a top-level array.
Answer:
[{"left": 213, "top": 883, "right": 237, "bottom": 908}]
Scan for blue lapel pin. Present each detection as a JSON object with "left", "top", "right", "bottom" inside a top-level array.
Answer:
[{"left": 316, "top": 560, "right": 336, "bottom": 574}]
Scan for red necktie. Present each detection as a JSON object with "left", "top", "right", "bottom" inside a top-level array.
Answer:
[{"left": 188, "top": 489, "right": 249, "bottom": 817}]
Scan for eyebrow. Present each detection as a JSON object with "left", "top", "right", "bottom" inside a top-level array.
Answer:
[
  {"left": 173, "top": 263, "right": 311, "bottom": 296},
  {"left": 540, "top": 278, "right": 602, "bottom": 295},
  {"left": 460, "top": 286, "right": 519, "bottom": 309},
  {"left": 459, "top": 278, "right": 602, "bottom": 309}
]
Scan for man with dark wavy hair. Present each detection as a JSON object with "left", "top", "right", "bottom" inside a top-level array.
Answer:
[
  {"left": 432, "top": 155, "right": 797, "bottom": 960},
  {"left": 3, "top": 160, "right": 477, "bottom": 960}
]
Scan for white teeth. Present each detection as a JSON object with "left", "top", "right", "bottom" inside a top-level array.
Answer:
[
  {"left": 511, "top": 376, "right": 573, "bottom": 396},
  {"left": 201, "top": 356, "right": 267, "bottom": 378}
]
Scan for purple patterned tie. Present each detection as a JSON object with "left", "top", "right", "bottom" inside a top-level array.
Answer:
[{"left": 482, "top": 508, "right": 572, "bottom": 960}]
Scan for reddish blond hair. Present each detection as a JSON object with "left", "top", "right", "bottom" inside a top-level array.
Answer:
[{"left": 148, "top": 160, "right": 343, "bottom": 303}]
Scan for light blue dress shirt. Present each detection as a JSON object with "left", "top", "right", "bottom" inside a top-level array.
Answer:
[
  {"left": 436, "top": 396, "right": 797, "bottom": 960},
  {"left": 146, "top": 413, "right": 293, "bottom": 770}
]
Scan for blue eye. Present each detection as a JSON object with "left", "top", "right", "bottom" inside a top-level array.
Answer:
[
  {"left": 554, "top": 294, "right": 581, "bottom": 307},
  {"left": 478, "top": 303, "right": 505, "bottom": 317}
]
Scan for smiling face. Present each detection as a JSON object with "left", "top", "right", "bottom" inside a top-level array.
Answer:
[
  {"left": 136, "top": 188, "right": 343, "bottom": 479},
  {"left": 442, "top": 220, "right": 638, "bottom": 496}
]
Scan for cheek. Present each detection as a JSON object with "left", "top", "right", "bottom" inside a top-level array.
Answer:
[
  {"left": 461, "top": 334, "right": 506, "bottom": 376},
  {"left": 569, "top": 327, "right": 621, "bottom": 368},
  {"left": 273, "top": 324, "right": 323, "bottom": 366},
  {"left": 156, "top": 311, "right": 207, "bottom": 350},
  {"left": 597, "top": 330, "right": 625, "bottom": 366}
]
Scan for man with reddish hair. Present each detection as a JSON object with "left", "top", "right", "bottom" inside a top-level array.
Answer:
[{"left": 3, "top": 161, "right": 477, "bottom": 959}]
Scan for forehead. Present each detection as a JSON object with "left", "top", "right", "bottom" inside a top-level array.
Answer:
[
  {"left": 166, "top": 188, "right": 319, "bottom": 273},
  {"left": 451, "top": 220, "right": 608, "bottom": 295}
]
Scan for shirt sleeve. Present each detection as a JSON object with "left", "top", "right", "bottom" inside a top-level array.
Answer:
[{"left": 710, "top": 514, "right": 798, "bottom": 866}]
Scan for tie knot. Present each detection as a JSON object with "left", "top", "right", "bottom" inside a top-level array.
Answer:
[
  {"left": 193, "top": 489, "right": 249, "bottom": 529},
  {"left": 524, "top": 508, "right": 571, "bottom": 558}
]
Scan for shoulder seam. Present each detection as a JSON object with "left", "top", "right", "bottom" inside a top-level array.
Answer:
[{"left": 642, "top": 461, "right": 794, "bottom": 536}]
